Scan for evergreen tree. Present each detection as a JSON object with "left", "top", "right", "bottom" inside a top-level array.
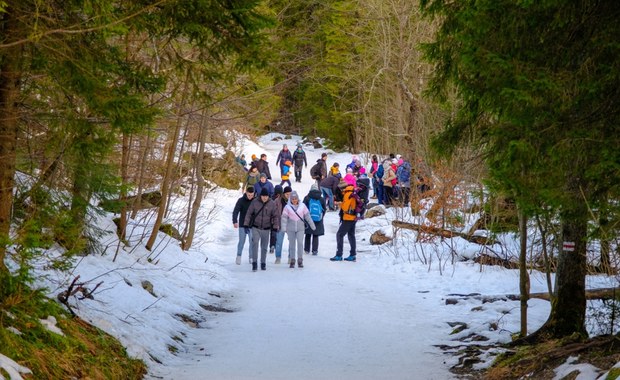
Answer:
[{"left": 421, "top": 0, "right": 620, "bottom": 340}]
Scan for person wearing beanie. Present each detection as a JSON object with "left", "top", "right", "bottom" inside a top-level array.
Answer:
[
  {"left": 281, "top": 191, "right": 315, "bottom": 268},
  {"left": 244, "top": 186, "right": 280, "bottom": 271},
  {"left": 253, "top": 172, "right": 274, "bottom": 198},
  {"left": 303, "top": 184, "right": 326, "bottom": 256},
  {"left": 275, "top": 144, "right": 293, "bottom": 179},
  {"left": 343, "top": 167, "right": 357, "bottom": 186},
  {"left": 232, "top": 187, "right": 255, "bottom": 265}
]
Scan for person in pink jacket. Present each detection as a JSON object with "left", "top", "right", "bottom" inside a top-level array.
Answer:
[{"left": 281, "top": 191, "right": 315, "bottom": 268}]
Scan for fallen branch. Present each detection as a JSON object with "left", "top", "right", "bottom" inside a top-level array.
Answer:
[
  {"left": 57, "top": 275, "right": 104, "bottom": 316},
  {"left": 392, "top": 220, "right": 491, "bottom": 245},
  {"left": 445, "top": 287, "right": 620, "bottom": 305}
]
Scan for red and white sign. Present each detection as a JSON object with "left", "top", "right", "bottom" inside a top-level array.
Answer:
[{"left": 563, "top": 242, "right": 575, "bottom": 252}]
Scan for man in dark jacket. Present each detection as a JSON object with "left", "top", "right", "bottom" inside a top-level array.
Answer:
[
  {"left": 310, "top": 153, "right": 328, "bottom": 185},
  {"left": 292, "top": 143, "right": 307, "bottom": 182},
  {"left": 232, "top": 187, "right": 255, "bottom": 264},
  {"left": 244, "top": 188, "right": 280, "bottom": 271},
  {"left": 303, "top": 184, "right": 327, "bottom": 255},
  {"left": 275, "top": 144, "right": 293, "bottom": 177},
  {"left": 255, "top": 153, "right": 272, "bottom": 180}
]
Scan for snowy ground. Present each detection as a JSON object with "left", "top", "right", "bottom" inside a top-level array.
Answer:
[{"left": 26, "top": 133, "right": 619, "bottom": 380}]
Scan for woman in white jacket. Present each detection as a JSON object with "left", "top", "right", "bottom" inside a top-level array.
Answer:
[{"left": 281, "top": 191, "right": 315, "bottom": 268}]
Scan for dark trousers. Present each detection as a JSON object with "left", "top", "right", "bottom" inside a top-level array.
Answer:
[
  {"left": 304, "top": 234, "right": 319, "bottom": 253},
  {"left": 376, "top": 179, "right": 384, "bottom": 204},
  {"left": 294, "top": 165, "right": 302, "bottom": 181},
  {"left": 270, "top": 229, "right": 277, "bottom": 248},
  {"left": 382, "top": 185, "right": 394, "bottom": 205},
  {"left": 336, "top": 220, "right": 357, "bottom": 257}
]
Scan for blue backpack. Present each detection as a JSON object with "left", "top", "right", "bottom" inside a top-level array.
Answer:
[{"left": 309, "top": 198, "right": 323, "bottom": 222}]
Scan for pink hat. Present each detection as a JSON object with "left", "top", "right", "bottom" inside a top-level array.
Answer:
[
  {"left": 398, "top": 159, "right": 403, "bottom": 166},
  {"left": 359, "top": 167, "right": 366, "bottom": 174}
]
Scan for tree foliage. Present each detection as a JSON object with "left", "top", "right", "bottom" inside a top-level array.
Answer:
[{"left": 421, "top": 0, "right": 620, "bottom": 339}]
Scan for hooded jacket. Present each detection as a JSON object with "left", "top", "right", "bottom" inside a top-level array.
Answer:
[{"left": 281, "top": 196, "right": 316, "bottom": 234}]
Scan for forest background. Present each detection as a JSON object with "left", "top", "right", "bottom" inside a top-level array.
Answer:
[{"left": 0, "top": 0, "right": 619, "bottom": 378}]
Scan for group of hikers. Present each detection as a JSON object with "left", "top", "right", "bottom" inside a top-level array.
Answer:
[{"left": 233, "top": 143, "right": 431, "bottom": 272}]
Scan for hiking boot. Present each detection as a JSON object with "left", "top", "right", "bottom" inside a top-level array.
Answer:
[
  {"left": 311, "top": 251, "right": 318, "bottom": 256},
  {"left": 252, "top": 262, "right": 257, "bottom": 272},
  {"left": 275, "top": 257, "right": 281, "bottom": 264},
  {"left": 344, "top": 255, "right": 356, "bottom": 262},
  {"left": 261, "top": 263, "right": 266, "bottom": 271},
  {"left": 330, "top": 255, "right": 343, "bottom": 261},
  {"left": 304, "top": 251, "right": 309, "bottom": 255},
  {"left": 269, "top": 246, "right": 275, "bottom": 254},
  {"left": 236, "top": 256, "right": 241, "bottom": 265},
  {"left": 289, "top": 259, "right": 296, "bottom": 268},
  {"left": 298, "top": 259, "right": 303, "bottom": 268}
]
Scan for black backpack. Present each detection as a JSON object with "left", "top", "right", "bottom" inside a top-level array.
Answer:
[{"left": 310, "top": 162, "right": 322, "bottom": 179}]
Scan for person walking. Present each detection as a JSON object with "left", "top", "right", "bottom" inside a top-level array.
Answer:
[
  {"left": 303, "top": 184, "right": 326, "bottom": 255},
  {"left": 310, "top": 153, "right": 328, "bottom": 186},
  {"left": 331, "top": 184, "right": 361, "bottom": 262},
  {"left": 281, "top": 191, "right": 315, "bottom": 268},
  {"left": 255, "top": 153, "right": 272, "bottom": 180},
  {"left": 254, "top": 173, "right": 274, "bottom": 198},
  {"left": 244, "top": 188, "right": 280, "bottom": 271},
  {"left": 279, "top": 160, "right": 292, "bottom": 187},
  {"left": 232, "top": 187, "right": 255, "bottom": 264},
  {"left": 292, "top": 143, "right": 307, "bottom": 182},
  {"left": 275, "top": 144, "right": 293, "bottom": 178},
  {"left": 270, "top": 185, "right": 284, "bottom": 256}
]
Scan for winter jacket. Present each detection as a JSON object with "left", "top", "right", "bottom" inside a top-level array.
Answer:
[
  {"left": 303, "top": 190, "right": 326, "bottom": 236},
  {"left": 244, "top": 197, "right": 280, "bottom": 230},
  {"left": 281, "top": 200, "right": 315, "bottom": 234},
  {"left": 340, "top": 185, "right": 361, "bottom": 222},
  {"left": 276, "top": 149, "right": 293, "bottom": 169},
  {"left": 311, "top": 159, "right": 327, "bottom": 179},
  {"left": 292, "top": 149, "right": 307, "bottom": 168},
  {"left": 254, "top": 180, "right": 275, "bottom": 198},
  {"left": 319, "top": 175, "right": 340, "bottom": 193},
  {"left": 383, "top": 166, "right": 397, "bottom": 188},
  {"left": 255, "top": 159, "right": 272, "bottom": 180},
  {"left": 356, "top": 176, "right": 371, "bottom": 202},
  {"left": 232, "top": 193, "right": 254, "bottom": 227},
  {"left": 246, "top": 171, "right": 259, "bottom": 188}
]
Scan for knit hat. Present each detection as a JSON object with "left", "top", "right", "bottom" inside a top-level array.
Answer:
[
  {"left": 311, "top": 183, "right": 319, "bottom": 191},
  {"left": 260, "top": 172, "right": 267, "bottom": 179},
  {"left": 251, "top": 154, "right": 257, "bottom": 160},
  {"left": 283, "top": 186, "right": 292, "bottom": 194},
  {"left": 274, "top": 185, "right": 283, "bottom": 195},
  {"left": 359, "top": 167, "right": 366, "bottom": 175},
  {"left": 260, "top": 188, "right": 269, "bottom": 196},
  {"left": 290, "top": 191, "right": 299, "bottom": 201},
  {"left": 246, "top": 187, "right": 255, "bottom": 193}
]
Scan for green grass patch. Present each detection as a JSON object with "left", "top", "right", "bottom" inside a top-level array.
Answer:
[{"left": 1, "top": 289, "right": 146, "bottom": 379}]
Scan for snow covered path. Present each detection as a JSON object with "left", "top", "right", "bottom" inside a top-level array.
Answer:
[{"left": 167, "top": 251, "right": 453, "bottom": 380}]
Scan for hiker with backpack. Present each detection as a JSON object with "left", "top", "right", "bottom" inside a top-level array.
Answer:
[
  {"left": 255, "top": 153, "right": 272, "bottom": 180},
  {"left": 356, "top": 170, "right": 371, "bottom": 218},
  {"left": 292, "top": 143, "right": 307, "bottom": 182},
  {"left": 303, "top": 184, "right": 326, "bottom": 256},
  {"left": 244, "top": 188, "right": 280, "bottom": 272},
  {"left": 281, "top": 191, "right": 316, "bottom": 268},
  {"left": 310, "top": 153, "right": 328, "bottom": 185},
  {"left": 331, "top": 184, "right": 362, "bottom": 262}
]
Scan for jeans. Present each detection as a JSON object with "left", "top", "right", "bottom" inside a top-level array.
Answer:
[
  {"left": 321, "top": 187, "right": 334, "bottom": 210},
  {"left": 275, "top": 230, "right": 285, "bottom": 258},
  {"left": 236, "top": 227, "right": 252, "bottom": 257},
  {"left": 376, "top": 180, "right": 384, "bottom": 204}
]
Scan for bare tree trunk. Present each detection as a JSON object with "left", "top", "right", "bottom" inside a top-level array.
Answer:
[
  {"left": 182, "top": 112, "right": 208, "bottom": 250},
  {"left": 145, "top": 71, "right": 190, "bottom": 251},
  {"left": 130, "top": 131, "right": 152, "bottom": 219},
  {"left": 0, "top": 13, "right": 21, "bottom": 275},
  {"left": 518, "top": 208, "right": 530, "bottom": 337}
]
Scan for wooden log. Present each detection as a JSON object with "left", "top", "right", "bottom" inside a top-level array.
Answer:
[{"left": 391, "top": 220, "right": 491, "bottom": 245}]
